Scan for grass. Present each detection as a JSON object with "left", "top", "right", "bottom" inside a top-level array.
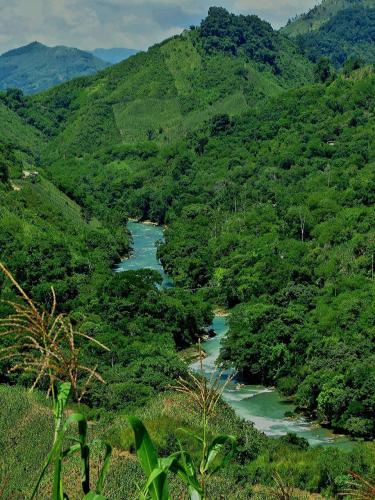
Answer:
[
  {"left": 113, "top": 91, "right": 250, "bottom": 144},
  {"left": 15, "top": 177, "right": 84, "bottom": 226},
  {"left": 0, "top": 385, "right": 54, "bottom": 499}
]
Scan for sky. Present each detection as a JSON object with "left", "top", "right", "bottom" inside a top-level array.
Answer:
[{"left": 0, "top": 0, "right": 319, "bottom": 54}]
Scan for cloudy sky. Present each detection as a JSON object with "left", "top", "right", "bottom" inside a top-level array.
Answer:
[{"left": 0, "top": 0, "right": 318, "bottom": 54}]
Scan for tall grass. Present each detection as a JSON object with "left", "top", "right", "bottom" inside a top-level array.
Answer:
[{"left": 0, "top": 262, "right": 108, "bottom": 401}]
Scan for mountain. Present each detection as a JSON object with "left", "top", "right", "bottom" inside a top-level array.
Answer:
[
  {"left": 282, "top": 0, "right": 375, "bottom": 66},
  {"left": 0, "top": 6, "right": 375, "bottom": 495},
  {"left": 15, "top": 8, "right": 312, "bottom": 158},
  {"left": 0, "top": 41, "right": 109, "bottom": 94},
  {"left": 91, "top": 47, "right": 139, "bottom": 64},
  {"left": 282, "top": 0, "right": 375, "bottom": 37}
]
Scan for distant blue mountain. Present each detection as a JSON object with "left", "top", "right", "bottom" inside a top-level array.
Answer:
[
  {"left": 91, "top": 47, "right": 139, "bottom": 64},
  {"left": 0, "top": 41, "right": 109, "bottom": 94}
]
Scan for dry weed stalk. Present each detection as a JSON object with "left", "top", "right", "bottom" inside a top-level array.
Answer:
[
  {"left": 0, "top": 262, "right": 109, "bottom": 402},
  {"left": 269, "top": 472, "right": 296, "bottom": 500},
  {"left": 340, "top": 472, "right": 375, "bottom": 500},
  {"left": 174, "top": 340, "right": 235, "bottom": 419}
]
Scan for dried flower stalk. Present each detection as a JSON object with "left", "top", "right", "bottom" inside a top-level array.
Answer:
[{"left": 0, "top": 262, "right": 109, "bottom": 401}]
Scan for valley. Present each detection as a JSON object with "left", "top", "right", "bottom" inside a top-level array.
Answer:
[{"left": 0, "top": 3, "right": 374, "bottom": 498}]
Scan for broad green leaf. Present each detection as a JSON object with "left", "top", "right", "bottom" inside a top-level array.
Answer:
[
  {"left": 142, "top": 467, "right": 169, "bottom": 499},
  {"left": 55, "top": 382, "right": 71, "bottom": 416},
  {"left": 82, "top": 492, "right": 108, "bottom": 500},
  {"left": 128, "top": 416, "right": 164, "bottom": 500},
  {"left": 204, "top": 434, "right": 236, "bottom": 475},
  {"left": 177, "top": 428, "right": 203, "bottom": 444},
  {"left": 52, "top": 456, "right": 63, "bottom": 500},
  {"left": 169, "top": 448, "right": 202, "bottom": 499},
  {"left": 61, "top": 443, "right": 81, "bottom": 458},
  {"left": 128, "top": 416, "right": 158, "bottom": 475}
]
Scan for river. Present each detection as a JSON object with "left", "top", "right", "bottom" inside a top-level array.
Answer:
[{"left": 117, "top": 221, "right": 352, "bottom": 448}]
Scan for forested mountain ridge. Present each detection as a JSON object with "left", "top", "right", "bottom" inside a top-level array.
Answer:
[
  {"left": 2, "top": 8, "right": 313, "bottom": 159},
  {"left": 0, "top": 41, "right": 109, "bottom": 94},
  {"left": 282, "top": 0, "right": 375, "bottom": 37},
  {"left": 282, "top": 0, "right": 375, "bottom": 66}
]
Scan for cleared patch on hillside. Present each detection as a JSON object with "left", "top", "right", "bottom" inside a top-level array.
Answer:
[{"left": 113, "top": 91, "right": 249, "bottom": 144}]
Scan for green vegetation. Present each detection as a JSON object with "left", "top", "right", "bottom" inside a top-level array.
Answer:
[
  {"left": 1, "top": 384, "right": 374, "bottom": 498},
  {"left": 1, "top": 8, "right": 312, "bottom": 156},
  {"left": 0, "top": 5, "right": 374, "bottom": 498},
  {"left": 282, "top": 0, "right": 375, "bottom": 37},
  {"left": 296, "top": 7, "right": 375, "bottom": 67},
  {"left": 48, "top": 65, "right": 375, "bottom": 439},
  {"left": 155, "top": 71, "right": 375, "bottom": 440},
  {"left": 282, "top": 0, "right": 375, "bottom": 67},
  {"left": 0, "top": 42, "right": 109, "bottom": 94}
]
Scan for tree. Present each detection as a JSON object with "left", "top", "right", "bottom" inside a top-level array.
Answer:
[
  {"left": 0, "top": 155, "right": 9, "bottom": 185},
  {"left": 314, "top": 57, "right": 332, "bottom": 83}
]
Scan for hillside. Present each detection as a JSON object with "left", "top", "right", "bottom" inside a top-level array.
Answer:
[
  {"left": 297, "top": 6, "right": 375, "bottom": 66},
  {"left": 6, "top": 8, "right": 313, "bottom": 158},
  {"left": 91, "top": 47, "right": 139, "bottom": 64},
  {"left": 282, "top": 0, "right": 375, "bottom": 37},
  {"left": 4, "top": 385, "right": 374, "bottom": 499},
  {"left": 0, "top": 41, "right": 109, "bottom": 94},
  {"left": 0, "top": 99, "right": 42, "bottom": 152},
  {"left": 281, "top": 0, "right": 375, "bottom": 66}
]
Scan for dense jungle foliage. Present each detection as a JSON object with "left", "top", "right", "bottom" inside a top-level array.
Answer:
[
  {"left": 0, "top": 123, "right": 211, "bottom": 413},
  {"left": 296, "top": 7, "right": 375, "bottom": 66},
  {"left": 40, "top": 68, "right": 375, "bottom": 440},
  {"left": 0, "top": 5, "right": 374, "bottom": 499},
  {"left": 282, "top": 0, "right": 375, "bottom": 37}
]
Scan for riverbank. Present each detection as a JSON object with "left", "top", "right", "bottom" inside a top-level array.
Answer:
[
  {"left": 128, "top": 217, "right": 159, "bottom": 226},
  {"left": 122, "top": 221, "right": 355, "bottom": 448}
]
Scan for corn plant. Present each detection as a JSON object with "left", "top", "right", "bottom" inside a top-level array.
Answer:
[
  {"left": 0, "top": 262, "right": 108, "bottom": 401},
  {"left": 128, "top": 416, "right": 203, "bottom": 500},
  {"left": 173, "top": 341, "right": 237, "bottom": 497},
  {"left": 32, "top": 382, "right": 112, "bottom": 500},
  {"left": 129, "top": 343, "right": 237, "bottom": 499},
  {"left": 268, "top": 472, "right": 297, "bottom": 500}
]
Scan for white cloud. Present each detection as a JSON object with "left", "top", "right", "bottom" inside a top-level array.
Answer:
[{"left": 0, "top": 0, "right": 318, "bottom": 53}]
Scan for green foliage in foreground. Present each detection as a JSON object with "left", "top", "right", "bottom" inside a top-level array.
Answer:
[
  {"left": 1, "top": 385, "right": 374, "bottom": 499},
  {"left": 32, "top": 383, "right": 111, "bottom": 500}
]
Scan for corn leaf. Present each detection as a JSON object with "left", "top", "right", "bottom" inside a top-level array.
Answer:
[
  {"left": 204, "top": 434, "right": 236, "bottom": 475},
  {"left": 128, "top": 416, "right": 165, "bottom": 500},
  {"left": 95, "top": 442, "right": 112, "bottom": 494},
  {"left": 82, "top": 493, "right": 107, "bottom": 500}
]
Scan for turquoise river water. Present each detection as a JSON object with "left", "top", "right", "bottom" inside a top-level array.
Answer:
[{"left": 117, "top": 222, "right": 352, "bottom": 448}]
